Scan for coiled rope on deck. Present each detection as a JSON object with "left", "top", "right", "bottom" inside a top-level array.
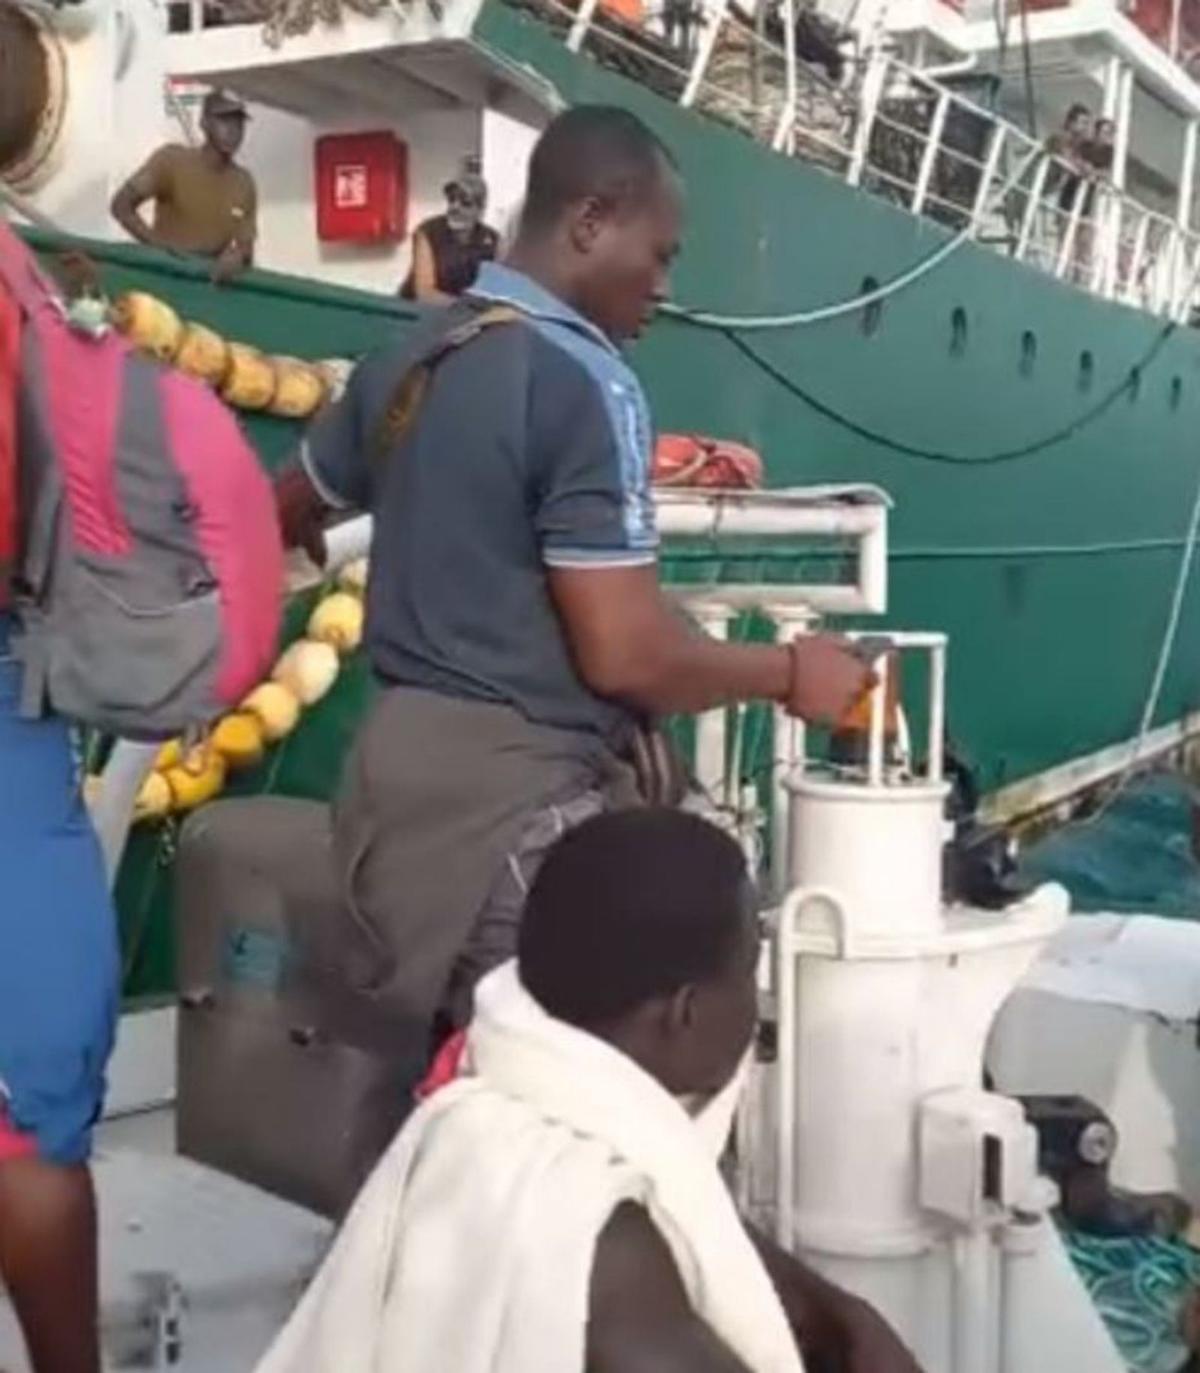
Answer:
[{"left": 1067, "top": 1230, "right": 1200, "bottom": 1373}]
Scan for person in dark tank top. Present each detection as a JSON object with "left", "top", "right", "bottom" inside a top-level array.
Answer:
[{"left": 401, "top": 157, "right": 500, "bottom": 303}]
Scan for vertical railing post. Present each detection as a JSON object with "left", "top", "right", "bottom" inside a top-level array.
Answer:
[
  {"left": 566, "top": 0, "right": 602, "bottom": 51},
  {"left": 771, "top": 0, "right": 799, "bottom": 152},
  {"left": 1054, "top": 177, "right": 1086, "bottom": 280},
  {"left": 968, "top": 124, "right": 1005, "bottom": 235},
  {"left": 1015, "top": 154, "right": 1051, "bottom": 262},
  {"left": 911, "top": 87, "right": 951, "bottom": 216},
  {"left": 1151, "top": 225, "right": 1174, "bottom": 315},
  {"left": 1179, "top": 119, "right": 1198, "bottom": 230},
  {"left": 1100, "top": 194, "right": 1124, "bottom": 298},
  {"left": 692, "top": 603, "right": 733, "bottom": 801},
  {"left": 846, "top": 50, "right": 889, "bottom": 188},
  {"left": 1125, "top": 211, "right": 1150, "bottom": 305},
  {"left": 928, "top": 640, "right": 946, "bottom": 784},
  {"left": 681, "top": 0, "right": 730, "bottom": 109},
  {"left": 1175, "top": 238, "right": 1191, "bottom": 321},
  {"left": 1164, "top": 228, "right": 1182, "bottom": 317},
  {"left": 765, "top": 607, "right": 818, "bottom": 901},
  {"left": 1114, "top": 64, "right": 1133, "bottom": 193}
]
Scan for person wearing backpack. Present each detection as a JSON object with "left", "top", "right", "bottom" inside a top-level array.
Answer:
[
  {"left": 0, "top": 214, "right": 281, "bottom": 1371},
  {"left": 0, "top": 258, "right": 115, "bottom": 1373}
]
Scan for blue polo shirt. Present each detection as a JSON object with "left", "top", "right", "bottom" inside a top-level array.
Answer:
[{"left": 301, "top": 263, "right": 659, "bottom": 744}]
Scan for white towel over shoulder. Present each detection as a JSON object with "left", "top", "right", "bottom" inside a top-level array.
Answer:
[{"left": 256, "top": 962, "right": 804, "bottom": 1373}]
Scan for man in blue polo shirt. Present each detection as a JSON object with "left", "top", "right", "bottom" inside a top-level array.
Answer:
[{"left": 277, "top": 105, "right": 871, "bottom": 1069}]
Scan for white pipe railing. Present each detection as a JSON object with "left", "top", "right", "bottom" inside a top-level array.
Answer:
[
  {"left": 773, "top": 0, "right": 799, "bottom": 155},
  {"left": 323, "top": 488, "right": 890, "bottom": 603},
  {"left": 910, "top": 87, "right": 950, "bottom": 217},
  {"left": 549, "top": 0, "right": 1200, "bottom": 324},
  {"left": 91, "top": 485, "right": 892, "bottom": 882}
]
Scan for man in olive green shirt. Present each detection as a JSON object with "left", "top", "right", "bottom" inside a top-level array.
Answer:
[{"left": 111, "top": 90, "right": 257, "bottom": 282}]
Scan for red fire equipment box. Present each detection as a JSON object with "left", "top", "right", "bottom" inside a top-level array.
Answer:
[{"left": 315, "top": 132, "right": 408, "bottom": 243}]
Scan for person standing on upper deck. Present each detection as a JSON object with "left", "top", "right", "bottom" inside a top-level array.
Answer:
[
  {"left": 273, "top": 108, "right": 875, "bottom": 1165},
  {"left": 110, "top": 90, "right": 257, "bottom": 284},
  {"left": 400, "top": 156, "right": 501, "bottom": 303},
  {"left": 1045, "top": 104, "right": 1093, "bottom": 215}
]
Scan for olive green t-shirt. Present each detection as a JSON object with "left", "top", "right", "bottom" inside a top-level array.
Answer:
[{"left": 139, "top": 144, "right": 257, "bottom": 258}]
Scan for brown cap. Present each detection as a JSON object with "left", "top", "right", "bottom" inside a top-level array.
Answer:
[{"left": 202, "top": 89, "right": 250, "bottom": 120}]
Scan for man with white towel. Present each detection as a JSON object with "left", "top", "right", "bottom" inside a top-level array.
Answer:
[{"left": 256, "top": 809, "right": 923, "bottom": 1373}]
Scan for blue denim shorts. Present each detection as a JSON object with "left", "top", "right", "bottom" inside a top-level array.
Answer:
[{"left": 0, "top": 614, "right": 118, "bottom": 1165}]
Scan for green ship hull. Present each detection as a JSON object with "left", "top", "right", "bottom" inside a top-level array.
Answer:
[
  {"left": 474, "top": 1, "right": 1200, "bottom": 796},
  {"left": 27, "top": 0, "right": 1200, "bottom": 996}
]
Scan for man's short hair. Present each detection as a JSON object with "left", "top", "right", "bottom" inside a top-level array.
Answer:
[
  {"left": 519, "top": 106, "right": 676, "bottom": 236},
  {"left": 519, "top": 808, "right": 751, "bottom": 1029}
]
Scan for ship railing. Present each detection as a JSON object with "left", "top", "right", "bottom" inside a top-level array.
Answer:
[
  {"left": 172, "top": 0, "right": 1200, "bottom": 322},
  {"left": 544, "top": 0, "right": 857, "bottom": 167},
  {"left": 555, "top": 0, "right": 1200, "bottom": 319},
  {"left": 847, "top": 53, "right": 1200, "bottom": 319},
  {"left": 168, "top": 0, "right": 266, "bottom": 32}
]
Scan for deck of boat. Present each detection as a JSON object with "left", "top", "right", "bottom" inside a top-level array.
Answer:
[{"left": 0, "top": 1111, "right": 331, "bottom": 1373}]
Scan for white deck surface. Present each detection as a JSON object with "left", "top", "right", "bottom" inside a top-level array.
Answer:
[{"left": 0, "top": 1111, "right": 332, "bottom": 1372}]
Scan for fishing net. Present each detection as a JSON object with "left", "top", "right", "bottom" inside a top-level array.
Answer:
[
  {"left": 1066, "top": 1230, "right": 1200, "bottom": 1373},
  {"left": 256, "top": 0, "right": 420, "bottom": 45}
]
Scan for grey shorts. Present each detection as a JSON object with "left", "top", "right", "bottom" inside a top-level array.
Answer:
[
  {"left": 440, "top": 789, "right": 606, "bottom": 1028},
  {"left": 332, "top": 687, "right": 641, "bottom": 1040}
]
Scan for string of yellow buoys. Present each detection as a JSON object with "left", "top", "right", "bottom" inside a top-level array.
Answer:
[
  {"left": 125, "top": 558, "right": 369, "bottom": 825},
  {"left": 109, "top": 290, "right": 352, "bottom": 418}
]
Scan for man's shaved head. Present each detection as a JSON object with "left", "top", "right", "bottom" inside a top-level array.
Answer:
[
  {"left": 519, "top": 106, "right": 676, "bottom": 238},
  {"left": 509, "top": 106, "right": 683, "bottom": 342}
]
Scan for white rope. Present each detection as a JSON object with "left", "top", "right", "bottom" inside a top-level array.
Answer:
[
  {"left": 1074, "top": 445, "right": 1200, "bottom": 828},
  {"left": 663, "top": 144, "right": 1044, "bottom": 330}
]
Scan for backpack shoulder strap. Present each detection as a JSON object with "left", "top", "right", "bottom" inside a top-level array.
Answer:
[{"left": 371, "top": 303, "right": 523, "bottom": 468}]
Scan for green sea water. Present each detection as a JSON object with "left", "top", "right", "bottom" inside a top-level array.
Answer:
[{"left": 1022, "top": 774, "right": 1200, "bottom": 919}]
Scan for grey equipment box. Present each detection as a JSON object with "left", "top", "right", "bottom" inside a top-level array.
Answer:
[{"left": 175, "top": 797, "right": 418, "bottom": 1219}]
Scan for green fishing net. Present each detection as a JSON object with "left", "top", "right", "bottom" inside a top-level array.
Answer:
[{"left": 1066, "top": 1231, "right": 1200, "bottom": 1373}]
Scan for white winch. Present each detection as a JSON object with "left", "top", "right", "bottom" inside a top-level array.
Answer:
[{"left": 740, "top": 633, "right": 1126, "bottom": 1373}]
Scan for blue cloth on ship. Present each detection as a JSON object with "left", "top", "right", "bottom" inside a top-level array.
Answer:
[{"left": 0, "top": 613, "right": 118, "bottom": 1164}]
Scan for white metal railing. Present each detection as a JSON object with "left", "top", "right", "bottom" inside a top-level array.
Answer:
[
  {"left": 553, "top": 0, "right": 1200, "bottom": 321},
  {"left": 167, "top": 0, "right": 266, "bottom": 33},
  {"left": 166, "top": 0, "right": 1200, "bottom": 321},
  {"left": 88, "top": 485, "right": 890, "bottom": 884}
]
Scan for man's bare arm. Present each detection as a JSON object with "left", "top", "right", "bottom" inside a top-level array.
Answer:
[
  {"left": 410, "top": 229, "right": 452, "bottom": 304},
  {"left": 588, "top": 1203, "right": 753, "bottom": 1373},
  {"left": 749, "top": 1227, "right": 925, "bottom": 1373},
  {"left": 110, "top": 161, "right": 165, "bottom": 248},
  {"left": 548, "top": 564, "right": 873, "bottom": 723}
]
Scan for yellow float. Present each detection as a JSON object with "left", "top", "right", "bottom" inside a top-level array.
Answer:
[
  {"left": 174, "top": 322, "right": 230, "bottom": 386},
  {"left": 110, "top": 290, "right": 183, "bottom": 362},
  {"left": 240, "top": 681, "right": 302, "bottom": 742},
  {"left": 307, "top": 591, "right": 364, "bottom": 655},
  {"left": 271, "top": 639, "right": 339, "bottom": 707},
  {"left": 269, "top": 357, "right": 327, "bottom": 420},
  {"left": 211, "top": 711, "right": 266, "bottom": 771},
  {"left": 221, "top": 343, "right": 277, "bottom": 411},
  {"left": 162, "top": 747, "right": 228, "bottom": 814}
]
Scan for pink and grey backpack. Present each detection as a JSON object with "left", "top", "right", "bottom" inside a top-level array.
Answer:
[{"left": 0, "top": 220, "right": 283, "bottom": 739}]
